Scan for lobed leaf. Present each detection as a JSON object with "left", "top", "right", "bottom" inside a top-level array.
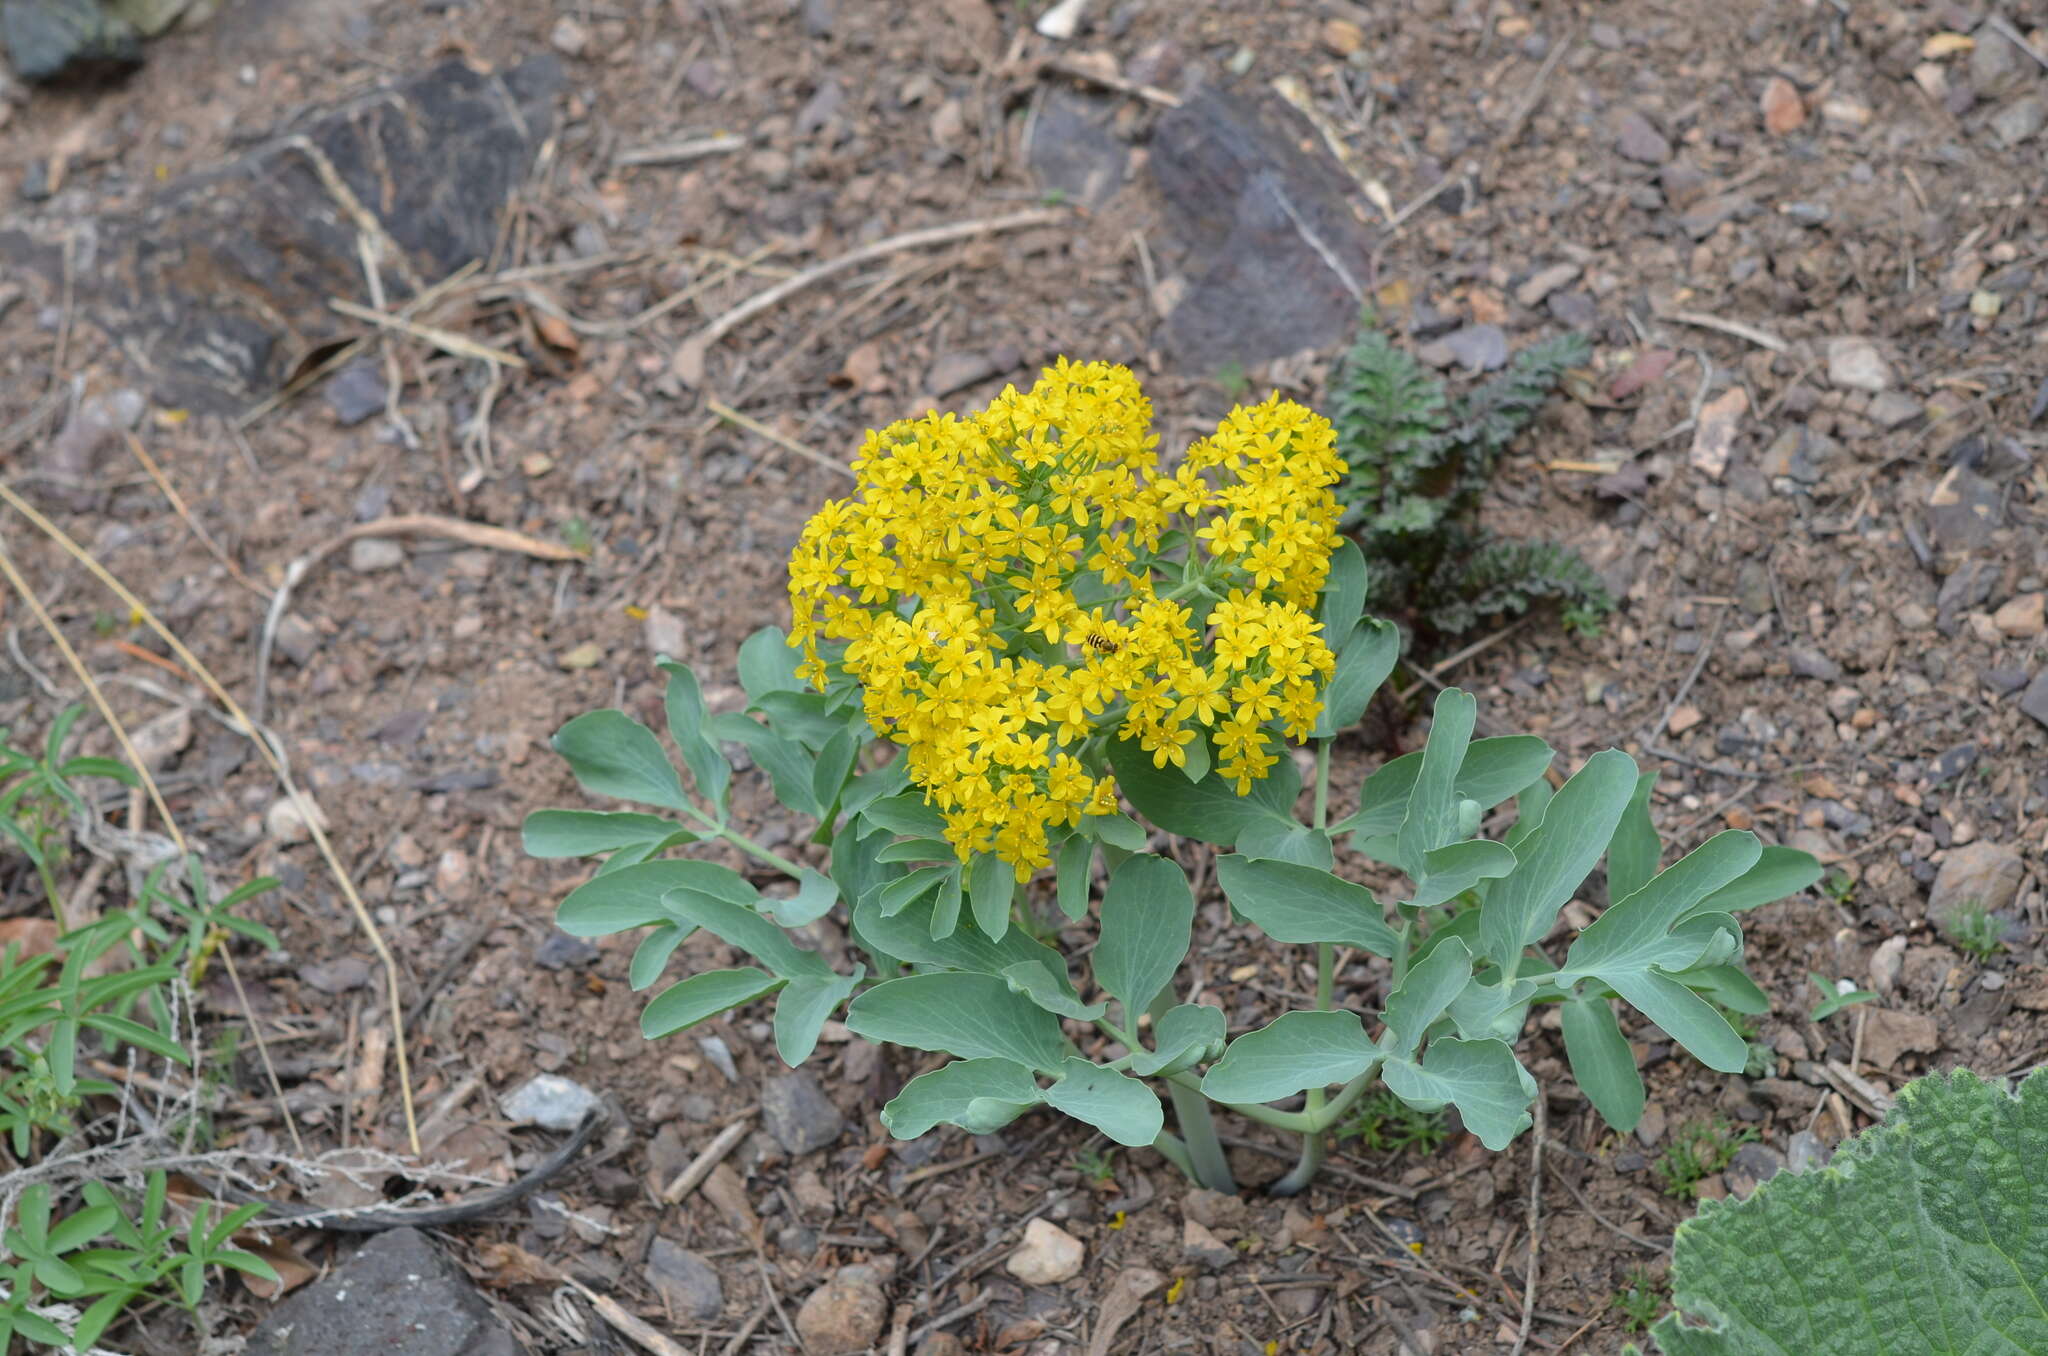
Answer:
[
  {"left": 550, "top": 710, "right": 690, "bottom": 812},
  {"left": 1215, "top": 855, "right": 1397, "bottom": 956},
  {"left": 557, "top": 860, "right": 757, "bottom": 938},
  {"left": 1311, "top": 617, "right": 1401, "bottom": 738},
  {"left": 1201, "top": 1010, "right": 1381, "bottom": 1105},
  {"left": 845, "top": 972, "right": 1069, "bottom": 1071},
  {"left": 882, "top": 1058, "right": 1044, "bottom": 1138},
  {"left": 658, "top": 659, "right": 732, "bottom": 814},
  {"left": 1044, "top": 1058, "right": 1164, "bottom": 1147},
  {"left": 1477, "top": 749, "right": 1637, "bottom": 972},
  {"left": 1381, "top": 1036, "right": 1534, "bottom": 1151},
  {"left": 1131, "top": 1003, "right": 1227, "bottom": 1078},
  {"left": 1560, "top": 993, "right": 1644, "bottom": 1133},
  {"left": 1396, "top": 688, "right": 1478, "bottom": 871},
  {"left": 1337, "top": 733, "right": 1554, "bottom": 840}
]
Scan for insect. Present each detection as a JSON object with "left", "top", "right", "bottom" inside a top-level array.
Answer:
[{"left": 1083, "top": 631, "right": 1121, "bottom": 655}]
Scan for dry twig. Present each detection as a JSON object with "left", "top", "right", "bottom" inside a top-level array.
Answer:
[
  {"left": 703, "top": 398, "right": 852, "bottom": 481},
  {"left": 673, "top": 208, "right": 1066, "bottom": 384},
  {"left": 0, "top": 484, "right": 425, "bottom": 1155}
]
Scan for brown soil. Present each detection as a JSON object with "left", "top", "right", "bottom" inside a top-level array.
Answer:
[{"left": 2, "top": 1, "right": 2044, "bottom": 1353}]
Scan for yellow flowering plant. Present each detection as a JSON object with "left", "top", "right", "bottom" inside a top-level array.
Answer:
[{"left": 529, "top": 363, "right": 1820, "bottom": 1195}]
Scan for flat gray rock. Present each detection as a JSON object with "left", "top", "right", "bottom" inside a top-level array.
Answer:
[
  {"left": 1, "top": 0, "right": 141, "bottom": 83},
  {"left": 2, "top": 56, "right": 560, "bottom": 412},
  {"left": 245, "top": 1228, "right": 516, "bottom": 1356},
  {"left": 1148, "top": 86, "right": 1374, "bottom": 369},
  {"left": 1028, "top": 88, "right": 1127, "bottom": 209},
  {"left": 761, "top": 1070, "right": 844, "bottom": 1155}
]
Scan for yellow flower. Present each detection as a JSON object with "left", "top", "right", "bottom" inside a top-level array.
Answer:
[{"left": 787, "top": 361, "right": 1344, "bottom": 876}]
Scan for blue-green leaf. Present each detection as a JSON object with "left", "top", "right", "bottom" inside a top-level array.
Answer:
[
  {"left": 1607, "top": 769, "right": 1661, "bottom": 904},
  {"left": 658, "top": 659, "right": 732, "bottom": 813},
  {"left": 1312, "top": 617, "right": 1400, "bottom": 737},
  {"left": 660, "top": 890, "right": 832, "bottom": 982},
  {"left": 1233, "top": 821, "right": 1335, "bottom": 870},
  {"left": 1131, "top": 1003, "right": 1227, "bottom": 1077},
  {"left": 851, "top": 886, "right": 1065, "bottom": 981},
  {"left": 643, "top": 967, "right": 782, "bottom": 1038},
  {"left": 1378, "top": 936, "right": 1473, "bottom": 1059},
  {"left": 1108, "top": 735, "right": 1299, "bottom": 847},
  {"left": 1561, "top": 994, "right": 1644, "bottom": 1133},
  {"left": 1408, "top": 838, "right": 1517, "bottom": 910},
  {"left": 1337, "top": 734, "right": 1554, "bottom": 840},
  {"left": 812, "top": 728, "right": 859, "bottom": 811},
  {"left": 1055, "top": 835, "right": 1094, "bottom": 921},
  {"left": 860, "top": 793, "right": 947, "bottom": 839},
  {"left": 708, "top": 713, "right": 819, "bottom": 817},
  {"left": 556, "top": 860, "right": 757, "bottom": 937},
  {"left": 1095, "top": 854, "right": 1193, "bottom": 1017},
  {"left": 1397, "top": 688, "right": 1478, "bottom": 870},
  {"left": 762, "top": 868, "right": 840, "bottom": 928},
  {"left": 1201, "top": 1010, "right": 1380, "bottom": 1105},
  {"left": 1215, "top": 854, "right": 1397, "bottom": 956},
  {"left": 737, "top": 626, "right": 805, "bottom": 702},
  {"left": 1381, "top": 1037, "right": 1535, "bottom": 1150},
  {"left": 1044, "top": 1058, "right": 1163, "bottom": 1147},
  {"left": 879, "top": 866, "right": 950, "bottom": 918},
  {"left": 1562, "top": 831, "right": 1761, "bottom": 980},
  {"left": 1691, "top": 844, "right": 1824, "bottom": 918},
  {"left": 522, "top": 809, "right": 689, "bottom": 858},
  {"left": 1478, "top": 749, "right": 1638, "bottom": 971},
  {"left": 629, "top": 923, "right": 691, "bottom": 991},
  {"left": 846, "top": 973, "right": 1069, "bottom": 1071},
  {"left": 968, "top": 852, "right": 1013, "bottom": 941},
  {"left": 1605, "top": 969, "right": 1748, "bottom": 1074},
  {"left": 1318, "top": 538, "right": 1369, "bottom": 637},
  {"left": 1001, "top": 960, "right": 1104, "bottom": 1021},
  {"left": 550, "top": 710, "right": 690, "bottom": 811},
  {"left": 1081, "top": 813, "right": 1147, "bottom": 852},
  {"left": 881, "top": 1058, "right": 1044, "bottom": 1138},
  {"left": 774, "top": 970, "right": 863, "bottom": 1066}
]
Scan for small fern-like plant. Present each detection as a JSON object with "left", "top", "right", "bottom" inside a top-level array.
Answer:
[{"left": 1330, "top": 326, "right": 1614, "bottom": 640}]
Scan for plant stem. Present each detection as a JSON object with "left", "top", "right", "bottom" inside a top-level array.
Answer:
[
  {"left": 1149, "top": 1127, "right": 1198, "bottom": 1182},
  {"left": 1276, "top": 937, "right": 1336, "bottom": 1195},
  {"left": 1165, "top": 1080, "right": 1237, "bottom": 1192},
  {"left": 1276, "top": 740, "right": 1337, "bottom": 1195},
  {"left": 35, "top": 858, "right": 67, "bottom": 933},
  {"left": 1392, "top": 916, "right": 1414, "bottom": 988},
  {"left": 1118, "top": 998, "right": 1237, "bottom": 1192},
  {"left": 677, "top": 802, "right": 809, "bottom": 879},
  {"left": 1312, "top": 736, "right": 1331, "bottom": 831}
]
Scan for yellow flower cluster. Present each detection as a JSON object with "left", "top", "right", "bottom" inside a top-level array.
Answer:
[{"left": 788, "top": 359, "right": 1345, "bottom": 876}]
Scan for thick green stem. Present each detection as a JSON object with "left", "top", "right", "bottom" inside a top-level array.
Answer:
[
  {"left": 1392, "top": 916, "right": 1414, "bottom": 988},
  {"left": 1165, "top": 1080, "right": 1237, "bottom": 1192},
  {"left": 1119, "top": 999, "right": 1236, "bottom": 1191},
  {"left": 1275, "top": 743, "right": 1338, "bottom": 1195},
  {"left": 1277, "top": 935, "right": 1337, "bottom": 1195},
  {"left": 1149, "top": 1127, "right": 1198, "bottom": 1182}
]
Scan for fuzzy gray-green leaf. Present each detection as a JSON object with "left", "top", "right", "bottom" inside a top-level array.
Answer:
[{"left": 1650, "top": 1069, "right": 2048, "bottom": 1356}]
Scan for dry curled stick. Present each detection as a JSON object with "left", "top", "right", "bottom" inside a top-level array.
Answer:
[{"left": 212, "top": 1109, "right": 606, "bottom": 1233}]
